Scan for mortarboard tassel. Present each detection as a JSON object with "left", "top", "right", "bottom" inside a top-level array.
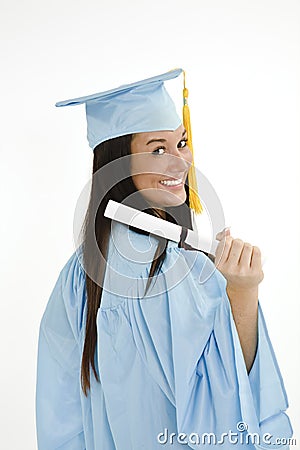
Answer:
[{"left": 182, "top": 71, "right": 203, "bottom": 214}]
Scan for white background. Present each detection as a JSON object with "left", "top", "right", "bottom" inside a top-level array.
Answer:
[{"left": 0, "top": 0, "right": 299, "bottom": 448}]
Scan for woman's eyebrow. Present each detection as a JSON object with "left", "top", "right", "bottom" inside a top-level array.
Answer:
[
  {"left": 146, "top": 138, "right": 166, "bottom": 145},
  {"left": 146, "top": 130, "right": 187, "bottom": 146}
]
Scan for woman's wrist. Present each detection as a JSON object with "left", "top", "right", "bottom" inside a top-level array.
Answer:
[
  {"left": 226, "top": 284, "right": 259, "bottom": 300},
  {"left": 226, "top": 284, "right": 259, "bottom": 316}
]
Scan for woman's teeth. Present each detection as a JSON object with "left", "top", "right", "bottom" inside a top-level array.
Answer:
[{"left": 159, "top": 179, "right": 182, "bottom": 186}]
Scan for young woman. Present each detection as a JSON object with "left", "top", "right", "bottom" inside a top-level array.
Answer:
[{"left": 36, "top": 69, "right": 292, "bottom": 449}]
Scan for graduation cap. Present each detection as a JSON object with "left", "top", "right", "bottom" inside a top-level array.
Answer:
[{"left": 56, "top": 68, "right": 203, "bottom": 214}]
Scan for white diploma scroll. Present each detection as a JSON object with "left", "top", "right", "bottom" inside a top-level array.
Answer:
[{"left": 104, "top": 200, "right": 219, "bottom": 256}]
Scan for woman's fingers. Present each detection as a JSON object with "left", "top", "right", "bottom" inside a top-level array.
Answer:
[
  {"left": 214, "top": 231, "right": 264, "bottom": 290},
  {"left": 216, "top": 227, "right": 231, "bottom": 241},
  {"left": 250, "top": 246, "right": 262, "bottom": 269},
  {"left": 226, "top": 238, "right": 244, "bottom": 266},
  {"left": 215, "top": 235, "right": 232, "bottom": 267},
  {"left": 215, "top": 227, "right": 231, "bottom": 265},
  {"left": 238, "top": 242, "right": 253, "bottom": 268}
]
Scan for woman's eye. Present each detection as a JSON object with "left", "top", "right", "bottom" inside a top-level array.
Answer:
[
  {"left": 178, "top": 139, "right": 188, "bottom": 149},
  {"left": 152, "top": 147, "right": 165, "bottom": 155}
]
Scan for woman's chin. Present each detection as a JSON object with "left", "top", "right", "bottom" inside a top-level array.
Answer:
[{"left": 146, "top": 192, "right": 187, "bottom": 208}]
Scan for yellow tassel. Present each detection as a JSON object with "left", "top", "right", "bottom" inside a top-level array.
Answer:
[{"left": 182, "top": 71, "right": 203, "bottom": 214}]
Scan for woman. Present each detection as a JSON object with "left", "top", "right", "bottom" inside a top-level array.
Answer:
[{"left": 36, "top": 69, "right": 292, "bottom": 449}]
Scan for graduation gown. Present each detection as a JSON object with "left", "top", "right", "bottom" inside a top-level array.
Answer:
[{"left": 36, "top": 220, "right": 293, "bottom": 449}]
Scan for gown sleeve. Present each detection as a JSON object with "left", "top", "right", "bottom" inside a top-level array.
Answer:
[
  {"left": 35, "top": 251, "right": 87, "bottom": 450},
  {"left": 97, "top": 234, "right": 293, "bottom": 450},
  {"left": 215, "top": 267, "right": 292, "bottom": 447}
]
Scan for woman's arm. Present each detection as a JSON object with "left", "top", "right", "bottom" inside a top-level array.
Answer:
[
  {"left": 215, "top": 229, "right": 264, "bottom": 372},
  {"left": 226, "top": 285, "right": 258, "bottom": 372}
]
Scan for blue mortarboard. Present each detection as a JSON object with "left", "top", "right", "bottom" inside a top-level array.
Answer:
[{"left": 55, "top": 68, "right": 183, "bottom": 150}]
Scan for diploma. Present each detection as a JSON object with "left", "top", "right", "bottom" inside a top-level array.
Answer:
[{"left": 104, "top": 200, "right": 219, "bottom": 256}]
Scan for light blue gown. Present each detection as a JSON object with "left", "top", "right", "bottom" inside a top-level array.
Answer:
[{"left": 36, "top": 220, "right": 293, "bottom": 449}]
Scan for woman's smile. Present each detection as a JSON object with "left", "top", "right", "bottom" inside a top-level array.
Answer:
[{"left": 159, "top": 177, "right": 184, "bottom": 188}]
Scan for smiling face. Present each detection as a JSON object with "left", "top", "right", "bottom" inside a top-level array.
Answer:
[{"left": 130, "top": 125, "right": 192, "bottom": 208}]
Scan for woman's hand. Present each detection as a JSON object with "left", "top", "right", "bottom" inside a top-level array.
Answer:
[
  {"left": 215, "top": 228, "right": 264, "bottom": 294},
  {"left": 214, "top": 228, "right": 263, "bottom": 372}
]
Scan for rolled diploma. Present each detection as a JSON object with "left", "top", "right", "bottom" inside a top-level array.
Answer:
[{"left": 104, "top": 200, "right": 219, "bottom": 256}]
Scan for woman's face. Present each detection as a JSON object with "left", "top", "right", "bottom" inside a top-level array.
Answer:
[{"left": 130, "top": 125, "right": 192, "bottom": 208}]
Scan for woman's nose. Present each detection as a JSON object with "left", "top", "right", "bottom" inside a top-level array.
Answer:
[{"left": 167, "top": 150, "right": 191, "bottom": 171}]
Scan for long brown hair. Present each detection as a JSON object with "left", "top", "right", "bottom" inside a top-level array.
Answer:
[{"left": 80, "top": 134, "right": 193, "bottom": 396}]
